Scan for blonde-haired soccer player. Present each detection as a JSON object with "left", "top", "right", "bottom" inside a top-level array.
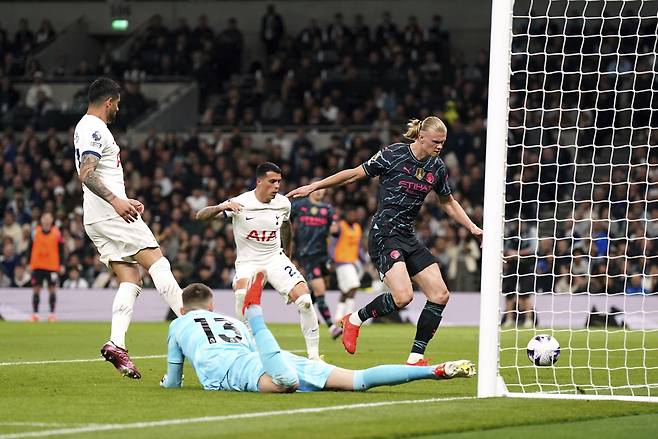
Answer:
[{"left": 288, "top": 117, "right": 483, "bottom": 365}]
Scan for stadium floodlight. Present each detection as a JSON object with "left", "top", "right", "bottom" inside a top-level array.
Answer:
[{"left": 479, "top": 0, "right": 658, "bottom": 403}]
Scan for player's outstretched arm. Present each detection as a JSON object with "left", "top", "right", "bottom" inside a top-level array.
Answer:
[
  {"left": 160, "top": 361, "right": 184, "bottom": 388},
  {"left": 286, "top": 166, "right": 366, "bottom": 198},
  {"left": 79, "top": 153, "right": 139, "bottom": 223},
  {"left": 438, "top": 195, "right": 483, "bottom": 242},
  {"left": 196, "top": 201, "right": 243, "bottom": 221}
]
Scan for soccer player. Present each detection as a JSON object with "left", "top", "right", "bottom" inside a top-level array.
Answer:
[
  {"left": 287, "top": 117, "right": 483, "bottom": 365},
  {"left": 195, "top": 162, "right": 322, "bottom": 360},
  {"left": 331, "top": 205, "right": 363, "bottom": 321},
  {"left": 74, "top": 77, "right": 183, "bottom": 379},
  {"left": 161, "top": 278, "right": 475, "bottom": 392},
  {"left": 27, "top": 212, "right": 64, "bottom": 322},
  {"left": 290, "top": 186, "right": 341, "bottom": 338}
]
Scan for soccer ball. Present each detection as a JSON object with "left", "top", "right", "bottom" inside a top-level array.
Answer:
[{"left": 526, "top": 334, "right": 560, "bottom": 366}]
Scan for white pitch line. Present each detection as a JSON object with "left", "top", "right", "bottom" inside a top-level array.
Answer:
[
  {"left": 0, "top": 423, "right": 83, "bottom": 428},
  {"left": 0, "top": 350, "right": 306, "bottom": 367},
  {"left": 0, "top": 355, "right": 166, "bottom": 367},
  {"left": 0, "top": 396, "right": 475, "bottom": 438}
]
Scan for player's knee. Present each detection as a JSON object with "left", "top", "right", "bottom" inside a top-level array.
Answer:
[
  {"left": 148, "top": 256, "right": 170, "bottom": 274},
  {"left": 427, "top": 287, "right": 449, "bottom": 305},
  {"left": 295, "top": 293, "right": 313, "bottom": 311},
  {"left": 392, "top": 287, "right": 414, "bottom": 308}
]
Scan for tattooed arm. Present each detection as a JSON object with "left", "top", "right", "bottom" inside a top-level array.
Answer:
[
  {"left": 79, "top": 153, "right": 138, "bottom": 223},
  {"left": 281, "top": 220, "right": 293, "bottom": 257}
]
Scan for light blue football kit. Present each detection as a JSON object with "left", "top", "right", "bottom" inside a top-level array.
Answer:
[
  {"left": 162, "top": 306, "right": 468, "bottom": 392},
  {"left": 162, "top": 308, "right": 334, "bottom": 392}
]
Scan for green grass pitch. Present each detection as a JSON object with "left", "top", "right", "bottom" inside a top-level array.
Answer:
[{"left": 1, "top": 321, "right": 657, "bottom": 438}]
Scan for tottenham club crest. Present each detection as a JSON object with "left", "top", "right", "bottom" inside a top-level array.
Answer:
[{"left": 92, "top": 131, "right": 102, "bottom": 141}]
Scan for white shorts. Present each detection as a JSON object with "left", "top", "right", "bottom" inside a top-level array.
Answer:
[
  {"left": 85, "top": 216, "right": 159, "bottom": 267},
  {"left": 233, "top": 253, "right": 305, "bottom": 300},
  {"left": 336, "top": 263, "right": 361, "bottom": 293}
]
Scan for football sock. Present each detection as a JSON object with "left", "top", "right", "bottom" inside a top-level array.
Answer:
[
  {"left": 49, "top": 292, "right": 56, "bottom": 313},
  {"left": 315, "top": 295, "right": 333, "bottom": 327},
  {"left": 410, "top": 301, "right": 446, "bottom": 355},
  {"left": 345, "top": 298, "right": 355, "bottom": 316},
  {"left": 148, "top": 257, "right": 183, "bottom": 317},
  {"left": 110, "top": 282, "right": 141, "bottom": 349},
  {"left": 32, "top": 292, "right": 39, "bottom": 313},
  {"left": 335, "top": 301, "right": 346, "bottom": 321},
  {"left": 356, "top": 292, "right": 399, "bottom": 324},
  {"left": 353, "top": 365, "right": 437, "bottom": 391},
  {"left": 234, "top": 288, "right": 247, "bottom": 321},
  {"left": 296, "top": 294, "right": 320, "bottom": 359},
  {"left": 247, "top": 305, "right": 299, "bottom": 388}
]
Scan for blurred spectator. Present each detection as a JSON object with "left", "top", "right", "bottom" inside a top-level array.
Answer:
[
  {"left": 260, "top": 93, "right": 284, "bottom": 124},
  {"left": 115, "top": 81, "right": 148, "bottom": 129},
  {"left": 34, "top": 19, "right": 56, "bottom": 47},
  {"left": 14, "top": 18, "right": 34, "bottom": 51},
  {"left": 375, "top": 11, "right": 398, "bottom": 43},
  {"left": 185, "top": 188, "right": 208, "bottom": 212},
  {"left": 261, "top": 4, "right": 285, "bottom": 55},
  {"left": 1, "top": 210, "right": 22, "bottom": 247},
  {"left": 63, "top": 265, "right": 89, "bottom": 288},
  {"left": 446, "top": 227, "right": 481, "bottom": 291},
  {"left": 24, "top": 71, "right": 52, "bottom": 109},
  {"left": 217, "top": 18, "right": 244, "bottom": 77},
  {"left": 73, "top": 60, "right": 93, "bottom": 76},
  {"left": 0, "top": 77, "right": 20, "bottom": 120},
  {"left": 12, "top": 263, "right": 31, "bottom": 287},
  {"left": 0, "top": 239, "right": 20, "bottom": 281}
]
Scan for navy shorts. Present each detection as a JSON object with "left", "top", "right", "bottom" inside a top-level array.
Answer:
[
  {"left": 368, "top": 231, "right": 436, "bottom": 280},
  {"left": 297, "top": 253, "right": 331, "bottom": 280},
  {"left": 31, "top": 269, "right": 59, "bottom": 287}
]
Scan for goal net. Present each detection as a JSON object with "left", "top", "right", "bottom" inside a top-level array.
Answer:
[{"left": 479, "top": 0, "right": 658, "bottom": 402}]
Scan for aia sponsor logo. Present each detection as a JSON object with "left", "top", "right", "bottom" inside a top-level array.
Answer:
[{"left": 246, "top": 230, "right": 278, "bottom": 242}]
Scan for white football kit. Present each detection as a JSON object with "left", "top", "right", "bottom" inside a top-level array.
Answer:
[
  {"left": 74, "top": 114, "right": 158, "bottom": 267},
  {"left": 227, "top": 190, "right": 305, "bottom": 297}
]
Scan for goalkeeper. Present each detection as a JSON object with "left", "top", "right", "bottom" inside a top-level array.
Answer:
[{"left": 161, "top": 276, "right": 474, "bottom": 392}]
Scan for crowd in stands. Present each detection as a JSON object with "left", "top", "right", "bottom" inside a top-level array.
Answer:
[
  {"left": 1, "top": 5, "right": 656, "bottom": 298},
  {"left": 502, "top": 2, "right": 658, "bottom": 298},
  {"left": 0, "top": 122, "right": 485, "bottom": 292}
]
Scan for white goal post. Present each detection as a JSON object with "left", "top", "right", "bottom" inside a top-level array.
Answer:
[{"left": 478, "top": 0, "right": 658, "bottom": 402}]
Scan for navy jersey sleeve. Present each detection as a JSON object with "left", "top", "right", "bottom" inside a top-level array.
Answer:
[
  {"left": 362, "top": 147, "right": 395, "bottom": 178},
  {"left": 434, "top": 165, "right": 453, "bottom": 197}
]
